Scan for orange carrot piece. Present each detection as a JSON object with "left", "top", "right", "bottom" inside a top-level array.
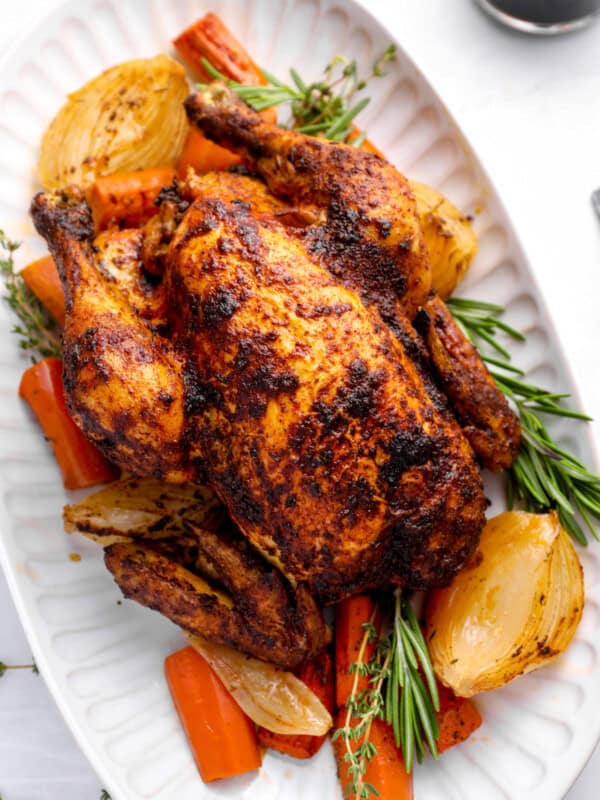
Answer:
[
  {"left": 174, "top": 13, "right": 277, "bottom": 176},
  {"left": 435, "top": 682, "right": 482, "bottom": 753},
  {"left": 18, "top": 358, "right": 118, "bottom": 490},
  {"left": 335, "top": 595, "right": 380, "bottom": 709},
  {"left": 177, "top": 127, "right": 241, "bottom": 176},
  {"left": 174, "top": 12, "right": 268, "bottom": 86},
  {"left": 256, "top": 651, "right": 334, "bottom": 759},
  {"left": 344, "top": 127, "right": 386, "bottom": 158},
  {"left": 21, "top": 255, "right": 65, "bottom": 326},
  {"left": 86, "top": 167, "right": 176, "bottom": 232},
  {"left": 165, "top": 645, "right": 261, "bottom": 782},
  {"left": 358, "top": 135, "right": 385, "bottom": 159},
  {"left": 333, "top": 712, "right": 413, "bottom": 800}
]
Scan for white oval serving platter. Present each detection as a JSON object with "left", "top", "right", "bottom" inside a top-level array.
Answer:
[{"left": 0, "top": 1, "right": 599, "bottom": 799}]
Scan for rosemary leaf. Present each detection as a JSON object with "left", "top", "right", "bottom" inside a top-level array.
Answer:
[
  {"left": 198, "top": 46, "right": 396, "bottom": 145},
  {"left": 333, "top": 590, "right": 440, "bottom": 797}
]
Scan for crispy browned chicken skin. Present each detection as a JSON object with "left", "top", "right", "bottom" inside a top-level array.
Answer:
[
  {"left": 32, "top": 175, "right": 487, "bottom": 603},
  {"left": 184, "top": 84, "right": 520, "bottom": 471},
  {"left": 185, "top": 84, "right": 432, "bottom": 322},
  {"left": 168, "top": 192, "right": 487, "bottom": 600}
]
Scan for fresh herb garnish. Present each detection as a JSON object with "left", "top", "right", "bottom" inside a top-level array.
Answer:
[
  {"left": 448, "top": 297, "right": 600, "bottom": 544},
  {"left": 100, "top": 790, "right": 112, "bottom": 800},
  {"left": 332, "top": 606, "right": 384, "bottom": 798},
  {"left": 384, "top": 591, "right": 440, "bottom": 772},
  {"left": 333, "top": 591, "right": 439, "bottom": 797},
  {"left": 0, "top": 231, "right": 61, "bottom": 360},
  {"left": 0, "top": 658, "right": 39, "bottom": 677},
  {"left": 199, "top": 44, "right": 396, "bottom": 144}
]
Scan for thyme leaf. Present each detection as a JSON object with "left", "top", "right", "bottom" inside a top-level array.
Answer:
[{"left": 0, "top": 231, "right": 61, "bottom": 361}]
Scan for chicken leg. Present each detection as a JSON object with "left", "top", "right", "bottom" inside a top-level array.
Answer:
[
  {"left": 30, "top": 189, "right": 191, "bottom": 481},
  {"left": 185, "top": 83, "right": 432, "bottom": 322}
]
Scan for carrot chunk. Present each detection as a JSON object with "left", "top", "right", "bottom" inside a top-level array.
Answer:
[
  {"left": 335, "top": 595, "right": 380, "bottom": 709},
  {"left": 347, "top": 127, "right": 386, "bottom": 158},
  {"left": 257, "top": 651, "right": 334, "bottom": 759},
  {"left": 86, "top": 167, "right": 176, "bottom": 231},
  {"left": 21, "top": 255, "right": 65, "bottom": 326},
  {"left": 435, "top": 682, "right": 482, "bottom": 753},
  {"left": 165, "top": 645, "right": 261, "bottom": 782},
  {"left": 174, "top": 12, "right": 268, "bottom": 85},
  {"left": 174, "top": 13, "right": 276, "bottom": 176},
  {"left": 18, "top": 357, "right": 117, "bottom": 490},
  {"left": 177, "top": 127, "right": 241, "bottom": 175},
  {"left": 333, "top": 712, "right": 413, "bottom": 800}
]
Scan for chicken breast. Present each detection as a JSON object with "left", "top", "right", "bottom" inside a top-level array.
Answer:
[{"left": 166, "top": 192, "right": 487, "bottom": 601}]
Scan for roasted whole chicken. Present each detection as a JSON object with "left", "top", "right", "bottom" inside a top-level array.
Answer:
[{"left": 31, "top": 84, "right": 520, "bottom": 667}]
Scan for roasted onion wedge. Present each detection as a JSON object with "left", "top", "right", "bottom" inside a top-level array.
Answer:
[
  {"left": 39, "top": 55, "right": 189, "bottom": 189},
  {"left": 187, "top": 634, "right": 333, "bottom": 736},
  {"left": 410, "top": 180, "right": 477, "bottom": 300},
  {"left": 426, "top": 511, "right": 583, "bottom": 697},
  {"left": 63, "top": 478, "right": 223, "bottom": 545}
]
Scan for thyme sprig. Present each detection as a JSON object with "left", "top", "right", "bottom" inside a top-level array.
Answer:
[
  {"left": 0, "top": 657, "right": 38, "bottom": 677},
  {"left": 199, "top": 44, "right": 396, "bottom": 144},
  {"left": 332, "top": 606, "right": 383, "bottom": 799},
  {"left": 447, "top": 297, "right": 600, "bottom": 544},
  {"left": 333, "top": 592, "right": 439, "bottom": 798},
  {"left": 0, "top": 231, "right": 61, "bottom": 361}
]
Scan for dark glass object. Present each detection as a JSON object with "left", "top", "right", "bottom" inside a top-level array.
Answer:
[{"left": 477, "top": 0, "right": 600, "bottom": 33}]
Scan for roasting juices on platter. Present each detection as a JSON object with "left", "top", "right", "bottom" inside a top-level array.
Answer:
[{"left": 2, "top": 10, "right": 597, "bottom": 800}]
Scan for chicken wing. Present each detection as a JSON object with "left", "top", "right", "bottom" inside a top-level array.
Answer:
[
  {"left": 104, "top": 520, "right": 329, "bottom": 669},
  {"left": 415, "top": 295, "right": 521, "bottom": 470}
]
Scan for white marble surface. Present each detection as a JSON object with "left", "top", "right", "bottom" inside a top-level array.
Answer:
[{"left": 1, "top": 1, "right": 600, "bottom": 798}]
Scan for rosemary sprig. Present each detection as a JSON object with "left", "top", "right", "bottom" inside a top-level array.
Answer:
[
  {"left": 447, "top": 296, "right": 600, "bottom": 544},
  {"left": 333, "top": 592, "right": 439, "bottom": 797},
  {"left": 199, "top": 44, "right": 396, "bottom": 144},
  {"left": 0, "top": 657, "right": 38, "bottom": 677},
  {"left": 0, "top": 231, "right": 61, "bottom": 361},
  {"left": 383, "top": 590, "right": 439, "bottom": 772}
]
